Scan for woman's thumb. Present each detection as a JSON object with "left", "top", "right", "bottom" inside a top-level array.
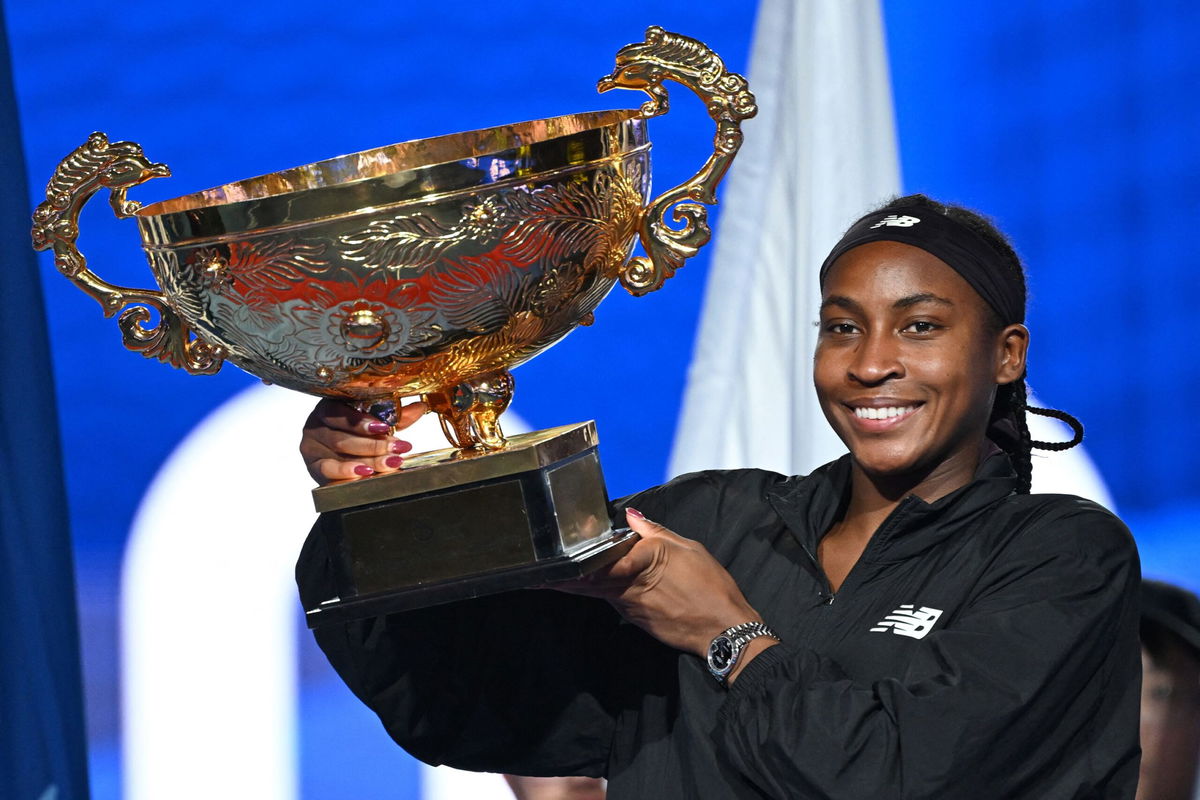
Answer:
[{"left": 624, "top": 507, "right": 664, "bottom": 537}]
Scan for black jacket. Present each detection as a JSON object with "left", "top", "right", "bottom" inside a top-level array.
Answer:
[{"left": 297, "top": 454, "right": 1141, "bottom": 799}]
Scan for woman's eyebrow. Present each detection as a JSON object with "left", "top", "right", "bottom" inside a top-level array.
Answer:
[
  {"left": 820, "top": 293, "right": 954, "bottom": 314},
  {"left": 819, "top": 295, "right": 862, "bottom": 314},
  {"left": 894, "top": 292, "right": 954, "bottom": 309}
]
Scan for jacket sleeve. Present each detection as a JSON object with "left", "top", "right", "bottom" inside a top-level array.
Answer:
[
  {"left": 296, "top": 505, "right": 671, "bottom": 778},
  {"left": 713, "top": 500, "right": 1141, "bottom": 799}
]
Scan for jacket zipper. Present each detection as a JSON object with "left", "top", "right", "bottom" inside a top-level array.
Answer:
[
  {"left": 803, "top": 496, "right": 921, "bottom": 605},
  {"left": 797, "top": 541, "right": 837, "bottom": 605}
]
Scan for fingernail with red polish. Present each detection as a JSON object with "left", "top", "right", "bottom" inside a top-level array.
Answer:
[
  {"left": 626, "top": 507, "right": 645, "bottom": 520},
  {"left": 390, "top": 439, "right": 413, "bottom": 454},
  {"left": 367, "top": 421, "right": 390, "bottom": 434},
  {"left": 354, "top": 464, "right": 375, "bottom": 477},
  {"left": 385, "top": 455, "right": 403, "bottom": 468}
]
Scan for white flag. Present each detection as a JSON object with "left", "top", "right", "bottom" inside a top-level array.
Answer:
[{"left": 670, "top": 0, "right": 901, "bottom": 478}]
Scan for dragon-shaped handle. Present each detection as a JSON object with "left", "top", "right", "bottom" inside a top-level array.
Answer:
[
  {"left": 598, "top": 25, "right": 757, "bottom": 296},
  {"left": 31, "top": 132, "right": 224, "bottom": 374}
]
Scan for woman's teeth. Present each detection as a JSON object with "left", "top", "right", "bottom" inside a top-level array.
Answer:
[{"left": 853, "top": 405, "right": 916, "bottom": 420}]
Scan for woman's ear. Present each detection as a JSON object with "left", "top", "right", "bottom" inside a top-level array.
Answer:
[{"left": 996, "top": 323, "right": 1029, "bottom": 385}]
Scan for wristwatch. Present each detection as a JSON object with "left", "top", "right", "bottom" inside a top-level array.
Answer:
[{"left": 706, "top": 621, "right": 780, "bottom": 685}]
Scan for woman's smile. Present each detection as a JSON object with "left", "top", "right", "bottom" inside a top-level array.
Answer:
[{"left": 844, "top": 400, "right": 924, "bottom": 431}]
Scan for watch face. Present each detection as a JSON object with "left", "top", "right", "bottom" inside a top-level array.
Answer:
[{"left": 708, "top": 634, "right": 734, "bottom": 673}]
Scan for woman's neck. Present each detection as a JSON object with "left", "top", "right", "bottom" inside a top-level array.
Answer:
[
  {"left": 819, "top": 444, "right": 989, "bottom": 593},
  {"left": 842, "top": 440, "right": 990, "bottom": 534}
]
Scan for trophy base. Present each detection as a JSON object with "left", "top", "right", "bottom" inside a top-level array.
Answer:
[
  {"left": 304, "top": 421, "right": 633, "bottom": 628},
  {"left": 304, "top": 529, "right": 636, "bottom": 627}
]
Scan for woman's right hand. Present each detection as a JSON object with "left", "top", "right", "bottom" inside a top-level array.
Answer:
[{"left": 299, "top": 398, "right": 428, "bottom": 486}]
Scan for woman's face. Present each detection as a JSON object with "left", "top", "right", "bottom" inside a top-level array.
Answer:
[{"left": 814, "top": 240, "right": 1026, "bottom": 485}]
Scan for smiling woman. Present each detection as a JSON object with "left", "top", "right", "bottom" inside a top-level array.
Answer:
[
  {"left": 810, "top": 195, "right": 1089, "bottom": 594},
  {"left": 296, "top": 195, "right": 1140, "bottom": 799}
]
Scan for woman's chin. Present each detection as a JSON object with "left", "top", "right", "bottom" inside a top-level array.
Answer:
[
  {"left": 849, "top": 436, "right": 986, "bottom": 496},
  {"left": 849, "top": 446, "right": 928, "bottom": 482}
]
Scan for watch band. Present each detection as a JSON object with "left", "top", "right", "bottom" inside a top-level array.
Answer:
[{"left": 706, "top": 621, "right": 780, "bottom": 685}]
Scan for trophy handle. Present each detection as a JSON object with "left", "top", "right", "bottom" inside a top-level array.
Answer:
[
  {"left": 598, "top": 25, "right": 757, "bottom": 296},
  {"left": 30, "top": 132, "right": 224, "bottom": 374}
]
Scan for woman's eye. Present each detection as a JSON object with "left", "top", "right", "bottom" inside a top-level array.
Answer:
[
  {"left": 905, "top": 320, "right": 940, "bottom": 334},
  {"left": 824, "top": 322, "right": 858, "bottom": 335}
]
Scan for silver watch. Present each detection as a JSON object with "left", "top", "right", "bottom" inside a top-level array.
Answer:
[{"left": 706, "top": 621, "right": 780, "bottom": 685}]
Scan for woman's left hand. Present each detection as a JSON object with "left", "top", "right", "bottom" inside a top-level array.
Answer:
[{"left": 559, "top": 508, "right": 766, "bottom": 659}]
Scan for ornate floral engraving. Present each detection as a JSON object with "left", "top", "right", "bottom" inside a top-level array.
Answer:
[
  {"left": 336, "top": 196, "right": 513, "bottom": 274},
  {"left": 167, "top": 161, "right": 649, "bottom": 400},
  {"left": 179, "top": 238, "right": 329, "bottom": 296}
]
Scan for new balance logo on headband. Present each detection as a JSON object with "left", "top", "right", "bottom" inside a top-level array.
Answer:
[
  {"left": 870, "top": 214, "right": 921, "bottom": 229},
  {"left": 870, "top": 605, "right": 943, "bottom": 639}
]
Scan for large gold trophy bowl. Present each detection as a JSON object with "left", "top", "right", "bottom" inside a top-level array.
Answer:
[{"left": 32, "top": 27, "right": 755, "bottom": 624}]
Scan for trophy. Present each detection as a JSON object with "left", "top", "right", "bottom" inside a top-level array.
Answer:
[{"left": 31, "top": 26, "right": 755, "bottom": 626}]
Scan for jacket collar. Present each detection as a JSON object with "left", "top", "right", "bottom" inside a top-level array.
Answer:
[{"left": 766, "top": 450, "right": 1019, "bottom": 563}]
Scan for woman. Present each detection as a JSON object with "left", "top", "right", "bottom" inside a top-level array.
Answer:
[{"left": 297, "top": 195, "right": 1140, "bottom": 798}]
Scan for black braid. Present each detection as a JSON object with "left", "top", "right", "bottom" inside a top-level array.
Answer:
[
  {"left": 1027, "top": 405, "right": 1085, "bottom": 451},
  {"left": 861, "top": 194, "right": 1084, "bottom": 494},
  {"left": 1003, "top": 380, "right": 1037, "bottom": 494}
]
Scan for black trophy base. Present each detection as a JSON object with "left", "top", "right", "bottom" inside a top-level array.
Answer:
[
  {"left": 304, "top": 421, "right": 634, "bottom": 628},
  {"left": 304, "top": 528, "right": 637, "bottom": 627}
]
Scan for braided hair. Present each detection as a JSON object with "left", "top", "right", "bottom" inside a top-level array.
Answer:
[{"left": 861, "top": 194, "right": 1083, "bottom": 494}]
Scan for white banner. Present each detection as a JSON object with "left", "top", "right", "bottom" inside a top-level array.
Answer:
[{"left": 670, "top": 0, "right": 901, "bottom": 479}]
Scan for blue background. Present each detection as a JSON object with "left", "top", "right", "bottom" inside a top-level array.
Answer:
[{"left": 6, "top": 1, "right": 1198, "bottom": 796}]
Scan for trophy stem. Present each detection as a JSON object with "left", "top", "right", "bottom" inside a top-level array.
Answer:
[{"left": 423, "top": 370, "right": 515, "bottom": 451}]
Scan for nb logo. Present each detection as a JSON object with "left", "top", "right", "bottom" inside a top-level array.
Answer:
[
  {"left": 870, "top": 605, "right": 943, "bottom": 639},
  {"left": 869, "top": 214, "right": 920, "bottom": 229}
]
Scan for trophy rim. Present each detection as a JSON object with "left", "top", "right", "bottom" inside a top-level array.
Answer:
[{"left": 138, "top": 108, "right": 644, "bottom": 218}]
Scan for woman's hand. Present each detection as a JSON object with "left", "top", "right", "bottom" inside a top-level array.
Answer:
[
  {"left": 562, "top": 509, "right": 774, "bottom": 669},
  {"left": 299, "top": 398, "right": 427, "bottom": 486}
]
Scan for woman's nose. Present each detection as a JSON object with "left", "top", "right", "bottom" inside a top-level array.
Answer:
[{"left": 847, "top": 330, "right": 903, "bottom": 386}]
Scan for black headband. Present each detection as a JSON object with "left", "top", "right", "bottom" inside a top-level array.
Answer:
[{"left": 818, "top": 206, "right": 1025, "bottom": 324}]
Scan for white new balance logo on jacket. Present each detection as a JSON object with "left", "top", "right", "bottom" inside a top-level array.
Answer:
[{"left": 870, "top": 605, "right": 943, "bottom": 639}]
